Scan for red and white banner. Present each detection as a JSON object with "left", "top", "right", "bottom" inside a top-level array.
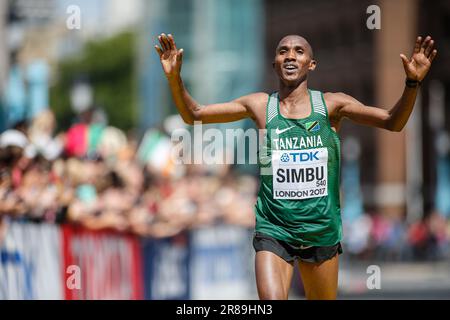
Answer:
[
  {"left": 1, "top": 222, "right": 255, "bottom": 300},
  {"left": 62, "top": 226, "right": 143, "bottom": 300}
]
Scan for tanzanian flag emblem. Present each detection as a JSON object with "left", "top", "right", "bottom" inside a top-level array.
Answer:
[{"left": 305, "top": 121, "right": 320, "bottom": 132}]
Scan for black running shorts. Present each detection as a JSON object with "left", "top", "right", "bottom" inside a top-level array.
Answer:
[{"left": 253, "top": 231, "right": 343, "bottom": 263}]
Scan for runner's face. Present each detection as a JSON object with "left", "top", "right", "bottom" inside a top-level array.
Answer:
[{"left": 274, "top": 37, "right": 316, "bottom": 86}]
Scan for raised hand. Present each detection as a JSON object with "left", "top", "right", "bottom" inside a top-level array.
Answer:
[
  {"left": 155, "top": 33, "right": 183, "bottom": 79},
  {"left": 400, "top": 36, "right": 437, "bottom": 82}
]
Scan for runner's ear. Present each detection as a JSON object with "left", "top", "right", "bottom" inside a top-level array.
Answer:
[{"left": 309, "top": 59, "right": 317, "bottom": 71}]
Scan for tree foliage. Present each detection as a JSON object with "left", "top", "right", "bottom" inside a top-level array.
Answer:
[{"left": 50, "top": 31, "right": 137, "bottom": 131}]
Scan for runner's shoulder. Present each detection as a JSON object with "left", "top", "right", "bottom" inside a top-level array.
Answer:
[
  {"left": 322, "top": 91, "right": 355, "bottom": 117},
  {"left": 236, "top": 92, "right": 269, "bottom": 106},
  {"left": 323, "top": 91, "right": 351, "bottom": 103},
  {"left": 235, "top": 92, "right": 270, "bottom": 113}
]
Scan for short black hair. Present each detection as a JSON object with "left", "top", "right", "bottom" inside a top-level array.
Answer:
[{"left": 276, "top": 35, "right": 314, "bottom": 59}]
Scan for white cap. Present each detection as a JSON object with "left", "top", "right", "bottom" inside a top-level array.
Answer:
[{"left": 0, "top": 130, "right": 29, "bottom": 149}]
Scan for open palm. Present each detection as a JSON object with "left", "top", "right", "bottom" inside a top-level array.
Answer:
[
  {"left": 155, "top": 33, "right": 183, "bottom": 79},
  {"left": 400, "top": 36, "right": 437, "bottom": 82}
]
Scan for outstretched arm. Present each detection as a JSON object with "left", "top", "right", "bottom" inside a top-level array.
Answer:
[
  {"left": 155, "top": 33, "right": 263, "bottom": 125},
  {"left": 329, "top": 36, "right": 437, "bottom": 132}
]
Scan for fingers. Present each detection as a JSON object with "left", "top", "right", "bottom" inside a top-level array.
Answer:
[
  {"left": 429, "top": 49, "right": 438, "bottom": 63},
  {"left": 413, "top": 36, "right": 422, "bottom": 54},
  {"left": 415, "top": 35, "right": 437, "bottom": 61},
  {"left": 400, "top": 54, "right": 409, "bottom": 68},
  {"left": 158, "top": 33, "right": 171, "bottom": 51},
  {"left": 163, "top": 33, "right": 173, "bottom": 50},
  {"left": 177, "top": 48, "right": 184, "bottom": 63},
  {"left": 424, "top": 39, "right": 434, "bottom": 57},
  {"left": 157, "top": 33, "right": 179, "bottom": 54},
  {"left": 420, "top": 35, "right": 432, "bottom": 54},
  {"left": 168, "top": 34, "right": 177, "bottom": 51},
  {"left": 158, "top": 35, "right": 167, "bottom": 51},
  {"left": 154, "top": 45, "right": 163, "bottom": 57},
  {"left": 162, "top": 33, "right": 171, "bottom": 50},
  {"left": 155, "top": 32, "right": 184, "bottom": 67}
]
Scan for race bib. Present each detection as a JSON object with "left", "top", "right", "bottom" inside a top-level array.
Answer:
[{"left": 272, "top": 148, "right": 328, "bottom": 200}]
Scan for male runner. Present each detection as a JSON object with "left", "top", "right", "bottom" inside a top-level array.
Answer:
[{"left": 155, "top": 33, "right": 437, "bottom": 300}]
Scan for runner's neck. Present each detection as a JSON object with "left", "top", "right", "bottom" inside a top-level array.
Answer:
[{"left": 278, "top": 79, "right": 309, "bottom": 102}]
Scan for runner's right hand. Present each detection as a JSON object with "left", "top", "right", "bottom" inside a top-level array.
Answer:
[{"left": 155, "top": 33, "right": 183, "bottom": 79}]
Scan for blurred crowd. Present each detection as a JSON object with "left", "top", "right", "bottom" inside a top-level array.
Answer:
[
  {"left": 0, "top": 109, "right": 257, "bottom": 245},
  {"left": 344, "top": 210, "right": 450, "bottom": 262},
  {"left": 1, "top": 108, "right": 450, "bottom": 262}
]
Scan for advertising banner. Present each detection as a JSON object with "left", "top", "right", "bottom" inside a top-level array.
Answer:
[
  {"left": 62, "top": 225, "right": 143, "bottom": 300},
  {"left": 0, "top": 221, "right": 63, "bottom": 300},
  {"left": 142, "top": 232, "right": 190, "bottom": 300},
  {"left": 189, "top": 225, "right": 256, "bottom": 299}
]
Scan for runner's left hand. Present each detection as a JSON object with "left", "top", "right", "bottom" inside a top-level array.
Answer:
[{"left": 400, "top": 36, "right": 437, "bottom": 82}]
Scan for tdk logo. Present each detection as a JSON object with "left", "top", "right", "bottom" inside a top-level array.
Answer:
[
  {"left": 281, "top": 151, "right": 320, "bottom": 163},
  {"left": 280, "top": 153, "right": 290, "bottom": 162}
]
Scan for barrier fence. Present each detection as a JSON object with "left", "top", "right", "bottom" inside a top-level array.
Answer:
[{"left": 0, "top": 221, "right": 256, "bottom": 300}]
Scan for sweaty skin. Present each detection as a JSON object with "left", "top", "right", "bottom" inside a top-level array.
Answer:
[{"left": 155, "top": 33, "right": 437, "bottom": 300}]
